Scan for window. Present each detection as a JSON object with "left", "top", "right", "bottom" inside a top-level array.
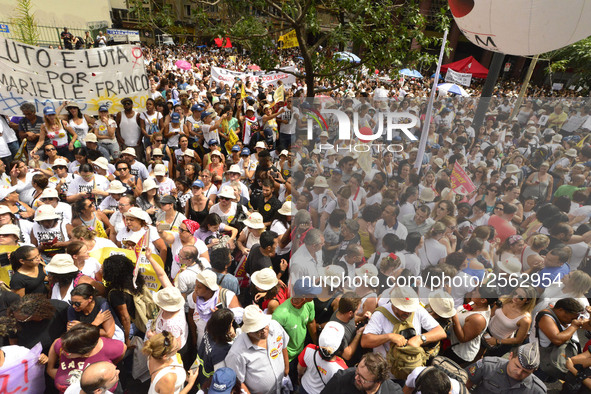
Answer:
[{"left": 185, "top": 4, "right": 191, "bottom": 17}]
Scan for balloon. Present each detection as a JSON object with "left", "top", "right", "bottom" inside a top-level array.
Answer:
[{"left": 449, "top": 0, "right": 591, "bottom": 56}]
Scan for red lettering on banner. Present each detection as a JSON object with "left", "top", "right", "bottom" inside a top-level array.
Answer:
[{"left": 21, "top": 360, "right": 29, "bottom": 383}]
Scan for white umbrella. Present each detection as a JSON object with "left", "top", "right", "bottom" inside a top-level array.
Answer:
[{"left": 437, "top": 83, "right": 470, "bottom": 97}]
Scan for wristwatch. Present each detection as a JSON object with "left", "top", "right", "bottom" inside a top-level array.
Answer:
[{"left": 420, "top": 335, "right": 427, "bottom": 344}]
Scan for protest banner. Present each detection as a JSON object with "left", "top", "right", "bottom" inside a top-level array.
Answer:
[
  {"left": 0, "top": 343, "right": 45, "bottom": 394},
  {"left": 89, "top": 247, "right": 164, "bottom": 292},
  {"left": 0, "top": 37, "right": 149, "bottom": 116},
  {"left": 444, "top": 69, "right": 472, "bottom": 87},
  {"left": 0, "top": 245, "right": 20, "bottom": 284},
  {"left": 450, "top": 162, "right": 476, "bottom": 195},
  {"left": 278, "top": 30, "right": 298, "bottom": 49},
  {"left": 210, "top": 66, "right": 296, "bottom": 88}
]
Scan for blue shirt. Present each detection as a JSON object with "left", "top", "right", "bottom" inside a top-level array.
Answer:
[{"left": 538, "top": 263, "right": 570, "bottom": 288}]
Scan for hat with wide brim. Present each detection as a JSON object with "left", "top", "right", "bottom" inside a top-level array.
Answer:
[
  {"left": 34, "top": 204, "right": 60, "bottom": 221},
  {"left": 124, "top": 207, "right": 151, "bottom": 223},
  {"left": 143, "top": 178, "right": 158, "bottom": 191},
  {"left": 313, "top": 176, "right": 329, "bottom": 188},
  {"left": 428, "top": 289, "right": 456, "bottom": 318},
  {"left": 390, "top": 286, "right": 419, "bottom": 313},
  {"left": 217, "top": 186, "right": 235, "bottom": 199},
  {"left": 39, "top": 188, "right": 59, "bottom": 200},
  {"left": 106, "top": 180, "right": 127, "bottom": 194},
  {"left": 46, "top": 254, "right": 78, "bottom": 274},
  {"left": 154, "top": 164, "right": 167, "bottom": 176},
  {"left": 566, "top": 148, "right": 578, "bottom": 158},
  {"left": 419, "top": 188, "right": 435, "bottom": 202},
  {"left": 243, "top": 212, "right": 265, "bottom": 229},
  {"left": 241, "top": 305, "right": 272, "bottom": 333},
  {"left": 92, "top": 157, "right": 109, "bottom": 170},
  {"left": 0, "top": 224, "right": 20, "bottom": 237},
  {"left": 278, "top": 201, "right": 296, "bottom": 216},
  {"left": 0, "top": 186, "right": 16, "bottom": 201},
  {"left": 498, "top": 256, "right": 521, "bottom": 274},
  {"left": 121, "top": 147, "right": 137, "bottom": 157},
  {"left": 154, "top": 286, "right": 185, "bottom": 312},
  {"left": 52, "top": 158, "right": 69, "bottom": 168},
  {"left": 196, "top": 270, "right": 219, "bottom": 291},
  {"left": 251, "top": 268, "right": 278, "bottom": 291},
  {"left": 505, "top": 164, "right": 521, "bottom": 174}
]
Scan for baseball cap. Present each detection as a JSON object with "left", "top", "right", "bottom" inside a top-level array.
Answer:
[
  {"left": 191, "top": 104, "right": 204, "bottom": 112},
  {"left": 98, "top": 105, "right": 109, "bottom": 112},
  {"left": 43, "top": 107, "right": 56, "bottom": 115},
  {"left": 241, "top": 147, "right": 250, "bottom": 156},
  {"left": 171, "top": 112, "right": 181, "bottom": 122},
  {"left": 201, "top": 111, "right": 213, "bottom": 120},
  {"left": 318, "top": 321, "right": 345, "bottom": 357},
  {"left": 231, "top": 145, "right": 241, "bottom": 152}
]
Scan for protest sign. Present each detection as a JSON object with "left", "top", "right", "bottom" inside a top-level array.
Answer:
[
  {"left": 450, "top": 162, "right": 476, "bottom": 195},
  {"left": 89, "top": 247, "right": 164, "bottom": 292},
  {"left": 0, "top": 343, "right": 45, "bottom": 394},
  {"left": 444, "top": 69, "right": 472, "bottom": 87},
  {"left": 0, "top": 37, "right": 149, "bottom": 116},
  {"left": 210, "top": 66, "right": 296, "bottom": 88},
  {"left": 278, "top": 30, "right": 298, "bottom": 49},
  {"left": 0, "top": 245, "right": 20, "bottom": 284}
]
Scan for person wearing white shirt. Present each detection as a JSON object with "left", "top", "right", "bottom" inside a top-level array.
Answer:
[{"left": 373, "top": 205, "right": 408, "bottom": 254}]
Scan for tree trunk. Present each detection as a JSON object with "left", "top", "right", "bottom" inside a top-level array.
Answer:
[{"left": 294, "top": 25, "right": 315, "bottom": 97}]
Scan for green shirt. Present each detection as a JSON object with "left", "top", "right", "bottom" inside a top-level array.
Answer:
[
  {"left": 554, "top": 184, "right": 585, "bottom": 199},
  {"left": 272, "top": 299, "right": 315, "bottom": 361}
]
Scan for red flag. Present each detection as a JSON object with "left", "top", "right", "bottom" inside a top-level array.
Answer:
[
  {"left": 214, "top": 38, "right": 223, "bottom": 47},
  {"left": 450, "top": 162, "right": 476, "bottom": 195},
  {"left": 224, "top": 37, "right": 232, "bottom": 48}
]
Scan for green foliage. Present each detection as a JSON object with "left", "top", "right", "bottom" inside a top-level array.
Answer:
[
  {"left": 128, "top": 0, "right": 188, "bottom": 37},
  {"left": 194, "top": 0, "right": 449, "bottom": 96},
  {"left": 11, "top": 0, "right": 39, "bottom": 45},
  {"left": 544, "top": 37, "right": 591, "bottom": 85}
]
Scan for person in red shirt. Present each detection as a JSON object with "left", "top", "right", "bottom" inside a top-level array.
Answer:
[{"left": 488, "top": 202, "right": 518, "bottom": 244}]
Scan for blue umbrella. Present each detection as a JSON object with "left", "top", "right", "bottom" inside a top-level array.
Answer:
[
  {"left": 334, "top": 51, "right": 361, "bottom": 63},
  {"left": 400, "top": 68, "right": 423, "bottom": 78},
  {"left": 431, "top": 73, "right": 443, "bottom": 80},
  {"left": 437, "top": 83, "right": 469, "bottom": 97}
]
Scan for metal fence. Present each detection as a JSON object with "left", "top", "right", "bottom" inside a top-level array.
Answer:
[{"left": 0, "top": 22, "right": 102, "bottom": 47}]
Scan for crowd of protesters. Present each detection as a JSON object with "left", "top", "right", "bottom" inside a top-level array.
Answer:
[{"left": 0, "top": 42, "right": 590, "bottom": 394}]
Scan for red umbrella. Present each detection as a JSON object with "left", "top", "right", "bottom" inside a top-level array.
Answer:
[
  {"left": 248, "top": 64, "right": 261, "bottom": 71},
  {"left": 175, "top": 60, "right": 192, "bottom": 70}
]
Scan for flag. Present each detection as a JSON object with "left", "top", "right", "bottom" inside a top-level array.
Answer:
[
  {"left": 241, "top": 83, "right": 247, "bottom": 100},
  {"left": 450, "top": 162, "right": 476, "bottom": 195}
]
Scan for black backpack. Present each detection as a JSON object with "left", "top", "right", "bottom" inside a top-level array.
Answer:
[{"left": 414, "top": 356, "right": 469, "bottom": 394}]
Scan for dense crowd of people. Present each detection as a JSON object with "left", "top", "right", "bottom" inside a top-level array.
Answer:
[{"left": 0, "top": 42, "right": 590, "bottom": 394}]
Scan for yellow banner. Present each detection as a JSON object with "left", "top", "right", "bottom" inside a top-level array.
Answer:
[
  {"left": 0, "top": 245, "right": 19, "bottom": 286},
  {"left": 90, "top": 247, "right": 164, "bottom": 292},
  {"left": 278, "top": 30, "right": 298, "bottom": 49},
  {"left": 274, "top": 85, "right": 285, "bottom": 103},
  {"left": 225, "top": 127, "right": 241, "bottom": 154}
]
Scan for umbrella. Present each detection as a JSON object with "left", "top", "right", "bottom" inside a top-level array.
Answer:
[
  {"left": 431, "top": 73, "right": 443, "bottom": 80},
  {"left": 334, "top": 51, "right": 361, "bottom": 63},
  {"left": 400, "top": 68, "right": 423, "bottom": 78},
  {"left": 175, "top": 60, "right": 192, "bottom": 70},
  {"left": 437, "top": 83, "right": 470, "bottom": 97},
  {"left": 248, "top": 65, "right": 261, "bottom": 71},
  {"left": 196, "top": 45, "right": 207, "bottom": 49}
]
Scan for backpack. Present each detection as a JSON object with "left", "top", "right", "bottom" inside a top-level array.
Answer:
[
  {"left": 375, "top": 306, "right": 428, "bottom": 380},
  {"left": 413, "top": 356, "right": 469, "bottom": 394},
  {"left": 119, "top": 287, "right": 159, "bottom": 333}
]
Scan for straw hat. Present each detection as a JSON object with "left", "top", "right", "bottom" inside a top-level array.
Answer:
[
  {"left": 34, "top": 205, "right": 60, "bottom": 221},
  {"left": 152, "top": 148, "right": 163, "bottom": 156},
  {"left": 243, "top": 212, "right": 265, "bottom": 229},
  {"left": 196, "top": 270, "right": 219, "bottom": 291},
  {"left": 46, "top": 254, "right": 78, "bottom": 274},
  {"left": 251, "top": 268, "right": 278, "bottom": 291},
  {"left": 278, "top": 201, "right": 296, "bottom": 216},
  {"left": 241, "top": 305, "right": 272, "bottom": 333},
  {"left": 428, "top": 289, "right": 456, "bottom": 318},
  {"left": 505, "top": 164, "right": 521, "bottom": 174},
  {"left": 154, "top": 164, "right": 167, "bottom": 176},
  {"left": 106, "top": 180, "right": 127, "bottom": 194},
  {"left": 154, "top": 287, "right": 184, "bottom": 312},
  {"left": 390, "top": 286, "right": 419, "bottom": 313},
  {"left": 566, "top": 148, "right": 578, "bottom": 158}
]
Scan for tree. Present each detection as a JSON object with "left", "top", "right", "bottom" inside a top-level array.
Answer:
[
  {"left": 193, "top": 0, "right": 449, "bottom": 96},
  {"left": 11, "top": 0, "right": 39, "bottom": 45},
  {"left": 128, "top": 0, "right": 190, "bottom": 40},
  {"left": 544, "top": 38, "right": 591, "bottom": 88}
]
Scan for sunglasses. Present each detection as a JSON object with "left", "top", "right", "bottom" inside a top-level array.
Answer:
[
  {"left": 179, "top": 228, "right": 191, "bottom": 233},
  {"left": 68, "top": 300, "right": 82, "bottom": 307},
  {"left": 45, "top": 148, "right": 56, "bottom": 152},
  {"left": 116, "top": 167, "right": 129, "bottom": 171}
]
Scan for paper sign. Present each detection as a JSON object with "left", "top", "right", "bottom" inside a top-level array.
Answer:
[
  {"left": 538, "top": 114, "right": 549, "bottom": 126},
  {"left": 445, "top": 69, "right": 472, "bottom": 87},
  {"left": 0, "top": 343, "right": 45, "bottom": 394},
  {"left": 0, "top": 36, "right": 149, "bottom": 116},
  {"left": 278, "top": 30, "right": 298, "bottom": 49}
]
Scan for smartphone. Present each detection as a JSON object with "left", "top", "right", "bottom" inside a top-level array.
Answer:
[{"left": 215, "top": 303, "right": 223, "bottom": 310}]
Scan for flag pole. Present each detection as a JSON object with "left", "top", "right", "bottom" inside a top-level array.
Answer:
[{"left": 414, "top": 29, "right": 448, "bottom": 174}]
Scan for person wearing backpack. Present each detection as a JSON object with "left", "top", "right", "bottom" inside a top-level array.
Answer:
[
  {"left": 403, "top": 365, "right": 456, "bottom": 394},
  {"left": 464, "top": 342, "right": 546, "bottom": 393},
  {"left": 361, "top": 286, "right": 446, "bottom": 382}
]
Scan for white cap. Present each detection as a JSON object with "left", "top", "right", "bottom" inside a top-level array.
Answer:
[
  {"left": 255, "top": 141, "right": 266, "bottom": 149},
  {"left": 84, "top": 133, "right": 98, "bottom": 143},
  {"left": 52, "top": 158, "right": 68, "bottom": 168},
  {"left": 319, "top": 321, "right": 345, "bottom": 355}
]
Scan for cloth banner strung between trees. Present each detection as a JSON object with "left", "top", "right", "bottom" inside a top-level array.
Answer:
[
  {"left": 210, "top": 66, "right": 297, "bottom": 88},
  {"left": 444, "top": 69, "right": 472, "bottom": 87},
  {"left": 0, "top": 37, "right": 149, "bottom": 116}
]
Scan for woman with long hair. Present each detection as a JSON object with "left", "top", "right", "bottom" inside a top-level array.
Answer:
[
  {"left": 196, "top": 308, "right": 238, "bottom": 383},
  {"left": 431, "top": 200, "right": 455, "bottom": 221},
  {"left": 496, "top": 235, "right": 525, "bottom": 267},
  {"left": 194, "top": 213, "right": 238, "bottom": 250},
  {"left": 33, "top": 107, "right": 78, "bottom": 160},
  {"left": 143, "top": 331, "right": 198, "bottom": 394},
  {"left": 482, "top": 286, "right": 536, "bottom": 357},
  {"left": 480, "top": 183, "right": 501, "bottom": 214},
  {"left": 114, "top": 159, "right": 142, "bottom": 197},
  {"left": 200, "top": 169, "right": 218, "bottom": 203},
  {"left": 104, "top": 254, "right": 146, "bottom": 346},
  {"left": 146, "top": 132, "right": 173, "bottom": 165},
  {"left": 47, "top": 323, "right": 126, "bottom": 393},
  {"left": 418, "top": 222, "right": 448, "bottom": 270},
  {"left": 31, "top": 143, "right": 68, "bottom": 176},
  {"left": 62, "top": 102, "right": 95, "bottom": 146},
  {"left": 66, "top": 240, "right": 102, "bottom": 281},
  {"left": 70, "top": 197, "right": 115, "bottom": 242},
  {"left": 521, "top": 234, "right": 549, "bottom": 274},
  {"left": 207, "top": 150, "right": 225, "bottom": 179},
  {"left": 9, "top": 245, "right": 47, "bottom": 297},
  {"left": 461, "top": 238, "right": 487, "bottom": 282}
]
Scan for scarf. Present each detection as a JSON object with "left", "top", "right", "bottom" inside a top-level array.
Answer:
[{"left": 196, "top": 288, "right": 219, "bottom": 322}]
